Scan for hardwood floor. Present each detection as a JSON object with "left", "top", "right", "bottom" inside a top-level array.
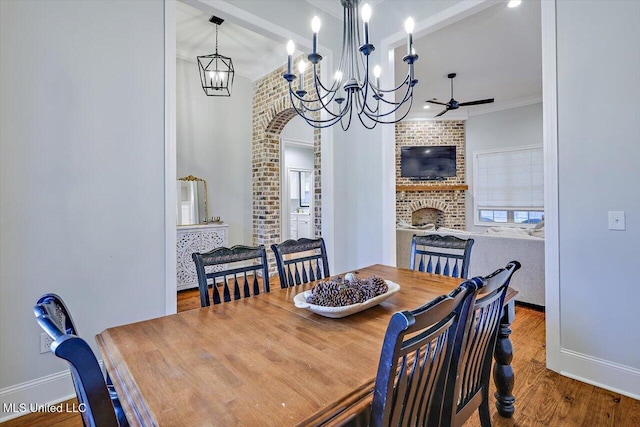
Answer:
[{"left": 4, "top": 290, "right": 639, "bottom": 426}]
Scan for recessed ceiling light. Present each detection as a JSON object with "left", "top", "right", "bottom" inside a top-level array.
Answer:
[
  {"left": 423, "top": 105, "right": 430, "bottom": 109},
  {"left": 507, "top": 0, "right": 522, "bottom": 7}
]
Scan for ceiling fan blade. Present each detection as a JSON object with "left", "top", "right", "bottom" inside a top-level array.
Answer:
[
  {"left": 426, "top": 100, "right": 448, "bottom": 106},
  {"left": 458, "top": 98, "right": 495, "bottom": 106},
  {"left": 435, "top": 109, "right": 448, "bottom": 117}
]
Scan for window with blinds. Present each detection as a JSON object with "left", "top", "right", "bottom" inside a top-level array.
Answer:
[{"left": 473, "top": 145, "right": 544, "bottom": 226}]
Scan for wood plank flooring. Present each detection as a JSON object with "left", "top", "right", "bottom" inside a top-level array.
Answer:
[{"left": 4, "top": 288, "right": 639, "bottom": 427}]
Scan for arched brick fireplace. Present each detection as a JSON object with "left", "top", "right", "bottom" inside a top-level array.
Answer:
[{"left": 409, "top": 200, "right": 447, "bottom": 228}]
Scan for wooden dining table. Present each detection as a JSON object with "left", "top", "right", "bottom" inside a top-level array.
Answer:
[{"left": 96, "top": 264, "right": 518, "bottom": 426}]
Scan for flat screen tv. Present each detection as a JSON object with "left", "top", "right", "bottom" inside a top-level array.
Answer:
[{"left": 400, "top": 145, "right": 456, "bottom": 179}]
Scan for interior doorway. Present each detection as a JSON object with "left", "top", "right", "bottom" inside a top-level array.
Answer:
[{"left": 280, "top": 116, "right": 315, "bottom": 241}]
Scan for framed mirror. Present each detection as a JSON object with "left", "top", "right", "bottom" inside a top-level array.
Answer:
[
  {"left": 299, "top": 170, "right": 312, "bottom": 207},
  {"left": 177, "top": 175, "right": 208, "bottom": 225}
]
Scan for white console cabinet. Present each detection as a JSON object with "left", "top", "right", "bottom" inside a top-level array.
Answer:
[
  {"left": 176, "top": 223, "right": 229, "bottom": 291},
  {"left": 290, "top": 213, "right": 312, "bottom": 239}
]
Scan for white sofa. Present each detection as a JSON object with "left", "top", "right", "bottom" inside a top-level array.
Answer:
[{"left": 396, "top": 228, "right": 545, "bottom": 307}]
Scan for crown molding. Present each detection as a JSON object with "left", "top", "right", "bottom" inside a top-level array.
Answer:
[
  {"left": 403, "top": 95, "right": 542, "bottom": 121},
  {"left": 467, "top": 95, "right": 543, "bottom": 116},
  {"left": 282, "top": 137, "right": 314, "bottom": 148}
]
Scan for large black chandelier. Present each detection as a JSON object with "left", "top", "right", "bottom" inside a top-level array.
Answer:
[
  {"left": 197, "top": 16, "right": 235, "bottom": 97},
  {"left": 283, "top": 0, "right": 418, "bottom": 130}
]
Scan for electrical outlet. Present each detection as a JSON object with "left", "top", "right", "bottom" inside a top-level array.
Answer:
[
  {"left": 608, "top": 211, "right": 626, "bottom": 230},
  {"left": 40, "top": 333, "right": 54, "bottom": 354}
]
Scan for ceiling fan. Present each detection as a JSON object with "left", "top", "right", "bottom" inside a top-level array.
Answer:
[{"left": 427, "top": 73, "right": 494, "bottom": 117}]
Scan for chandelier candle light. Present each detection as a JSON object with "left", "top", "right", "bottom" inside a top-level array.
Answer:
[{"left": 283, "top": 0, "right": 418, "bottom": 130}]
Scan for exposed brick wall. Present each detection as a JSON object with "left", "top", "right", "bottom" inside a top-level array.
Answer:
[
  {"left": 252, "top": 56, "right": 322, "bottom": 274},
  {"left": 395, "top": 121, "right": 466, "bottom": 229}
]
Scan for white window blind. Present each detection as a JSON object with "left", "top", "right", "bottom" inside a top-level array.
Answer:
[{"left": 475, "top": 146, "right": 544, "bottom": 209}]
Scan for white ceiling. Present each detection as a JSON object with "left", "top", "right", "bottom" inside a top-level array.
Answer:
[
  {"left": 396, "top": 0, "right": 542, "bottom": 119},
  {"left": 176, "top": 1, "right": 284, "bottom": 80},
  {"left": 177, "top": 1, "right": 542, "bottom": 119},
  {"left": 306, "top": 0, "right": 384, "bottom": 20}
]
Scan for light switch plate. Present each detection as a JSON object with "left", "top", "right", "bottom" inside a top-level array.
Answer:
[{"left": 608, "top": 211, "right": 625, "bottom": 230}]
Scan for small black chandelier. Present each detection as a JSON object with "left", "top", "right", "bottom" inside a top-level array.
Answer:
[
  {"left": 283, "top": 0, "right": 418, "bottom": 130},
  {"left": 197, "top": 16, "right": 235, "bottom": 97}
]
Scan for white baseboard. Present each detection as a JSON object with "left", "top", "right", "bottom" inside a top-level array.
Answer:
[
  {"left": 560, "top": 349, "right": 640, "bottom": 399},
  {"left": 0, "top": 370, "right": 75, "bottom": 422}
]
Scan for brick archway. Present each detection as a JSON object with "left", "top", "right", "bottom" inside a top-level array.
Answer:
[
  {"left": 409, "top": 200, "right": 447, "bottom": 213},
  {"left": 252, "top": 60, "right": 321, "bottom": 274}
]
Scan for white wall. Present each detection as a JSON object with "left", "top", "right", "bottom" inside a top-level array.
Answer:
[
  {"left": 465, "top": 103, "right": 543, "bottom": 231},
  {"left": 555, "top": 0, "right": 640, "bottom": 397},
  {"left": 281, "top": 115, "right": 312, "bottom": 142},
  {"left": 332, "top": 125, "right": 386, "bottom": 273},
  {"left": 176, "top": 57, "right": 253, "bottom": 246},
  {"left": 0, "top": 0, "right": 165, "bottom": 416},
  {"left": 283, "top": 145, "right": 313, "bottom": 171}
]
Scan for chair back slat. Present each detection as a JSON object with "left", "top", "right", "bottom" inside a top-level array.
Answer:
[
  {"left": 192, "top": 245, "right": 270, "bottom": 307},
  {"left": 287, "top": 265, "right": 295, "bottom": 287},
  {"left": 369, "top": 279, "right": 481, "bottom": 427},
  {"left": 398, "top": 337, "right": 447, "bottom": 426},
  {"left": 410, "top": 234, "right": 474, "bottom": 279},
  {"left": 308, "top": 260, "right": 317, "bottom": 282},
  {"left": 301, "top": 261, "right": 309, "bottom": 283},
  {"left": 242, "top": 272, "right": 250, "bottom": 298},
  {"left": 211, "top": 282, "right": 221, "bottom": 304},
  {"left": 222, "top": 276, "right": 231, "bottom": 302},
  {"left": 443, "top": 259, "right": 451, "bottom": 276},
  {"left": 294, "top": 266, "right": 302, "bottom": 285},
  {"left": 459, "top": 294, "right": 503, "bottom": 405},
  {"left": 441, "top": 261, "right": 521, "bottom": 427},
  {"left": 233, "top": 277, "right": 241, "bottom": 300},
  {"left": 252, "top": 274, "right": 260, "bottom": 296},
  {"left": 271, "top": 238, "right": 330, "bottom": 288}
]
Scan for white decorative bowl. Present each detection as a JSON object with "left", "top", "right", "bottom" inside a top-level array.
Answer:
[{"left": 293, "top": 280, "right": 401, "bottom": 318}]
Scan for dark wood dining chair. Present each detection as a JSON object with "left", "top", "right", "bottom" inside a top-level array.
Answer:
[
  {"left": 192, "top": 244, "right": 270, "bottom": 307},
  {"left": 440, "top": 260, "right": 521, "bottom": 427},
  {"left": 410, "top": 234, "right": 475, "bottom": 279},
  {"left": 34, "top": 294, "right": 127, "bottom": 427},
  {"left": 271, "top": 237, "right": 330, "bottom": 288},
  {"left": 343, "top": 278, "right": 481, "bottom": 427}
]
